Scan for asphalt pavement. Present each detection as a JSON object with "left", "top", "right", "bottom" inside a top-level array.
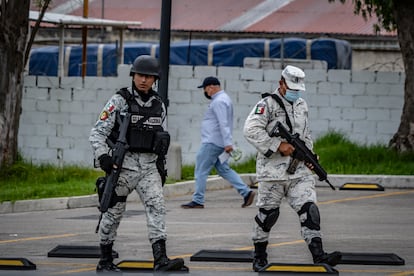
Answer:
[{"left": 0, "top": 174, "right": 414, "bottom": 275}]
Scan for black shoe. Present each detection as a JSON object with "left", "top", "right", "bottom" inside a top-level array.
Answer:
[
  {"left": 96, "top": 261, "right": 121, "bottom": 273},
  {"left": 154, "top": 257, "right": 189, "bottom": 271},
  {"left": 181, "top": 201, "right": 204, "bottom": 209},
  {"left": 314, "top": 251, "right": 342, "bottom": 266},
  {"left": 242, "top": 191, "right": 256, "bottom": 208},
  {"left": 252, "top": 258, "right": 268, "bottom": 272}
]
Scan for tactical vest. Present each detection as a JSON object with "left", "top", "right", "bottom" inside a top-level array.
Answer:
[{"left": 110, "top": 88, "right": 164, "bottom": 153}]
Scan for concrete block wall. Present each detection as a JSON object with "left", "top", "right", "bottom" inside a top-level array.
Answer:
[{"left": 20, "top": 66, "right": 405, "bottom": 167}]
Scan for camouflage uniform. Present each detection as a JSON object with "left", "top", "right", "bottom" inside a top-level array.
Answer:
[
  {"left": 89, "top": 87, "right": 167, "bottom": 245},
  {"left": 243, "top": 90, "right": 319, "bottom": 244}
]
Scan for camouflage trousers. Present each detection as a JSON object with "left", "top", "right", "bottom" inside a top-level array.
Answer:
[
  {"left": 98, "top": 153, "right": 166, "bottom": 245},
  {"left": 252, "top": 175, "right": 321, "bottom": 244}
]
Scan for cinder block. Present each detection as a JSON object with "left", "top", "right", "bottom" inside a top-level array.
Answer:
[
  {"left": 376, "top": 71, "right": 401, "bottom": 84},
  {"left": 247, "top": 81, "right": 272, "bottom": 93},
  {"left": 305, "top": 69, "right": 328, "bottom": 82},
  {"left": 37, "top": 76, "right": 60, "bottom": 88},
  {"left": 328, "top": 69, "right": 351, "bottom": 82},
  {"left": 352, "top": 70, "right": 376, "bottom": 83},
  {"left": 240, "top": 68, "right": 263, "bottom": 81},
  {"left": 60, "top": 77, "right": 83, "bottom": 88},
  {"left": 194, "top": 66, "right": 217, "bottom": 78},
  {"left": 178, "top": 78, "right": 201, "bottom": 91},
  {"left": 218, "top": 66, "right": 241, "bottom": 80},
  {"left": 169, "top": 65, "right": 194, "bottom": 78},
  {"left": 342, "top": 107, "right": 366, "bottom": 120},
  {"left": 25, "top": 87, "right": 49, "bottom": 100},
  {"left": 23, "top": 75, "right": 37, "bottom": 87}
]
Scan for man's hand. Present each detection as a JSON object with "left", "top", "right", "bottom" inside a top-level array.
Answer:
[
  {"left": 278, "top": 141, "right": 295, "bottom": 156},
  {"left": 224, "top": 145, "right": 233, "bottom": 153},
  {"left": 305, "top": 154, "right": 319, "bottom": 170},
  {"left": 98, "top": 154, "right": 113, "bottom": 174}
]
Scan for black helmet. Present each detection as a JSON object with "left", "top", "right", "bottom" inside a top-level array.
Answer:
[{"left": 130, "top": 55, "right": 160, "bottom": 78}]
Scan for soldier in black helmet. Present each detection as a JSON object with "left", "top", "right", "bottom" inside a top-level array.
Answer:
[{"left": 89, "top": 55, "right": 188, "bottom": 272}]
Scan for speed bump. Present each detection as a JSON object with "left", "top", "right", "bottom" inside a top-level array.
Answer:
[
  {"left": 339, "top": 183, "right": 384, "bottom": 191},
  {"left": 339, "top": 252, "right": 405, "bottom": 265},
  {"left": 190, "top": 249, "right": 253, "bottom": 262},
  {"left": 48, "top": 245, "right": 118, "bottom": 258},
  {"left": 116, "top": 260, "right": 153, "bottom": 271},
  {"left": 0, "top": 258, "right": 36, "bottom": 270},
  {"left": 116, "top": 260, "right": 189, "bottom": 272},
  {"left": 260, "top": 263, "right": 338, "bottom": 274}
]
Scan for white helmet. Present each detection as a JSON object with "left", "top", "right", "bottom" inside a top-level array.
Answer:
[{"left": 281, "top": 65, "right": 305, "bottom": 91}]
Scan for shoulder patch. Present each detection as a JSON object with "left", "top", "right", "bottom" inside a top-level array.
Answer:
[
  {"left": 254, "top": 103, "right": 266, "bottom": 115},
  {"left": 104, "top": 102, "right": 115, "bottom": 113},
  {"left": 99, "top": 110, "right": 110, "bottom": 121}
]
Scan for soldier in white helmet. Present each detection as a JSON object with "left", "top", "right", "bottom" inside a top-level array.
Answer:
[{"left": 243, "top": 65, "right": 341, "bottom": 272}]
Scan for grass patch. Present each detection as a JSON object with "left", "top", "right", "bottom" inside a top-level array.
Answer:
[
  {"left": 1, "top": 131, "right": 413, "bottom": 202},
  {"left": 314, "top": 131, "right": 414, "bottom": 175},
  {"left": 0, "top": 159, "right": 102, "bottom": 202}
]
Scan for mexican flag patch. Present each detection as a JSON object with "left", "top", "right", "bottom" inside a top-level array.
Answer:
[{"left": 254, "top": 103, "right": 266, "bottom": 114}]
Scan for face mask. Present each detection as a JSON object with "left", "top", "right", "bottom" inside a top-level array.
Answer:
[
  {"left": 204, "top": 91, "right": 212, "bottom": 100},
  {"left": 284, "top": 89, "right": 301, "bottom": 102}
]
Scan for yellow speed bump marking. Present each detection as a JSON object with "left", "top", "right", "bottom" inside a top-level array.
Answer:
[
  {"left": 116, "top": 260, "right": 153, "bottom": 270},
  {"left": 263, "top": 263, "right": 337, "bottom": 274},
  {"left": 0, "top": 258, "right": 36, "bottom": 270},
  {"left": 0, "top": 259, "right": 24, "bottom": 266},
  {"left": 340, "top": 183, "right": 384, "bottom": 191}
]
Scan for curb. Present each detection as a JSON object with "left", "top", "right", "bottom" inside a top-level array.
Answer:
[{"left": 1, "top": 174, "right": 413, "bottom": 214}]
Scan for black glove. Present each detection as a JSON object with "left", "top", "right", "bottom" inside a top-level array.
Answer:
[{"left": 98, "top": 154, "right": 113, "bottom": 174}]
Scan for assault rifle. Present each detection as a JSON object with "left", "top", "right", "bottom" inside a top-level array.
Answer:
[
  {"left": 270, "top": 121, "right": 335, "bottom": 190},
  {"left": 99, "top": 112, "right": 131, "bottom": 213}
]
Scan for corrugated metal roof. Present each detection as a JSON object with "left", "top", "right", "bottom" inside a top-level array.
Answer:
[
  {"left": 32, "top": 0, "right": 395, "bottom": 36},
  {"left": 29, "top": 10, "right": 141, "bottom": 27},
  {"left": 246, "top": 0, "right": 391, "bottom": 35}
]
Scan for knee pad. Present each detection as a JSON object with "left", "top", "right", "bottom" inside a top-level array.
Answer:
[
  {"left": 255, "top": 208, "right": 280, "bottom": 232},
  {"left": 298, "top": 202, "right": 320, "bottom": 230}
]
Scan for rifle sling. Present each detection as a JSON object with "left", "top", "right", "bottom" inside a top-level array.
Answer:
[{"left": 269, "top": 93, "right": 293, "bottom": 133}]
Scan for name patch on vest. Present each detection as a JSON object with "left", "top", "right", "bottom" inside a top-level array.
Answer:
[{"left": 131, "top": 115, "right": 162, "bottom": 125}]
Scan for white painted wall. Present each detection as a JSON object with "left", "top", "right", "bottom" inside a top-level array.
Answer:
[{"left": 20, "top": 65, "right": 404, "bottom": 167}]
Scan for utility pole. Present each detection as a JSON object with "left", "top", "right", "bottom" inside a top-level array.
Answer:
[
  {"left": 158, "top": 0, "right": 172, "bottom": 110},
  {"left": 81, "top": 0, "right": 89, "bottom": 78}
]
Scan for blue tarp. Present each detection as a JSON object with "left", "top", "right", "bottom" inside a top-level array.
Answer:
[
  {"left": 155, "top": 40, "right": 211, "bottom": 66},
  {"left": 211, "top": 39, "right": 267, "bottom": 66},
  {"left": 28, "top": 38, "right": 352, "bottom": 76},
  {"left": 311, "top": 38, "right": 352, "bottom": 70},
  {"left": 29, "top": 46, "right": 59, "bottom": 76},
  {"left": 269, "top": 37, "right": 307, "bottom": 59}
]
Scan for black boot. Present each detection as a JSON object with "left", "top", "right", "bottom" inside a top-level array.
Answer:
[
  {"left": 152, "top": 239, "right": 188, "bottom": 271},
  {"left": 308, "top": 237, "right": 341, "bottom": 266},
  {"left": 252, "top": 241, "right": 268, "bottom": 272},
  {"left": 96, "top": 243, "right": 121, "bottom": 273}
]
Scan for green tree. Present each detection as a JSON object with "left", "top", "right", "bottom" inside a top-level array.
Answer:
[
  {"left": 331, "top": 0, "right": 414, "bottom": 152},
  {"left": 0, "top": 0, "right": 50, "bottom": 168}
]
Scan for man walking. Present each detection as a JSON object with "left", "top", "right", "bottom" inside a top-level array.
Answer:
[{"left": 181, "top": 76, "right": 255, "bottom": 209}]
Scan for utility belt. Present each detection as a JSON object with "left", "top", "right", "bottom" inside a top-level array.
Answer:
[{"left": 128, "top": 127, "right": 170, "bottom": 155}]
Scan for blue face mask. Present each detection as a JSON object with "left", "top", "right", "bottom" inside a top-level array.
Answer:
[{"left": 284, "top": 89, "right": 301, "bottom": 102}]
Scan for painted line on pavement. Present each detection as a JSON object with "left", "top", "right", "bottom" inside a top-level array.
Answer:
[
  {"left": 319, "top": 189, "right": 414, "bottom": 205},
  {"left": 0, "top": 233, "right": 77, "bottom": 244}
]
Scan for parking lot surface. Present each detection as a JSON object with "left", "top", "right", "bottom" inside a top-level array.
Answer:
[{"left": 1, "top": 185, "right": 414, "bottom": 275}]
